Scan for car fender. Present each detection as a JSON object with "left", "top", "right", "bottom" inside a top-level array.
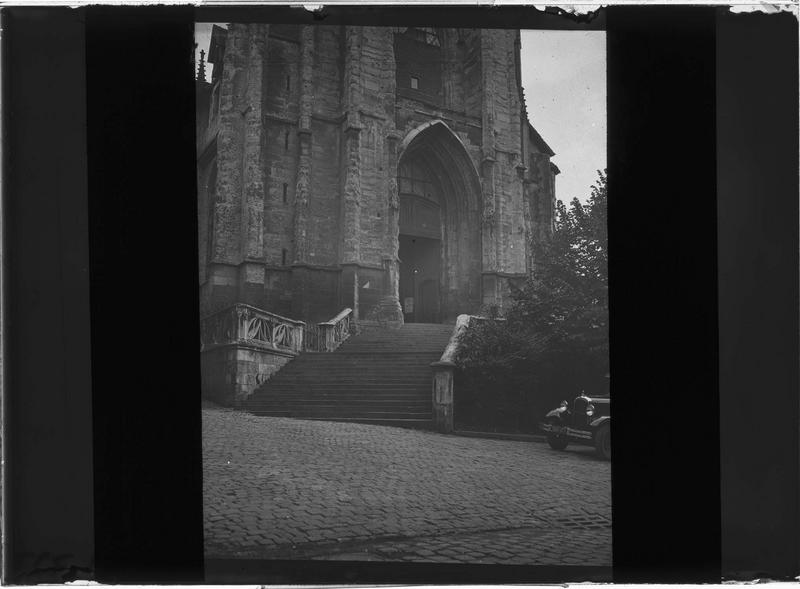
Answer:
[{"left": 590, "top": 415, "right": 610, "bottom": 429}]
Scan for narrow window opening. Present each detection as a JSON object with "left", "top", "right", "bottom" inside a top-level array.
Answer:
[
  {"left": 410, "top": 76, "right": 419, "bottom": 90},
  {"left": 286, "top": 75, "right": 291, "bottom": 92},
  {"left": 282, "top": 183, "right": 288, "bottom": 204},
  {"left": 284, "top": 130, "right": 290, "bottom": 151},
  {"left": 282, "top": 248, "right": 288, "bottom": 266}
]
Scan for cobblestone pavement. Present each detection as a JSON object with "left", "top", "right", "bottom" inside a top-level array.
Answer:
[{"left": 203, "top": 406, "right": 611, "bottom": 566}]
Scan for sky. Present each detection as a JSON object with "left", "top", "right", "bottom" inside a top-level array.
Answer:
[
  {"left": 194, "top": 25, "right": 606, "bottom": 204},
  {"left": 520, "top": 30, "right": 606, "bottom": 204}
]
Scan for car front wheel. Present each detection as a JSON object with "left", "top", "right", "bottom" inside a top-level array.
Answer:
[
  {"left": 594, "top": 423, "right": 611, "bottom": 460},
  {"left": 546, "top": 417, "right": 569, "bottom": 451}
]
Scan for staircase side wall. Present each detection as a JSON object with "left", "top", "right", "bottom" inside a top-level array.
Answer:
[{"left": 201, "top": 344, "right": 297, "bottom": 406}]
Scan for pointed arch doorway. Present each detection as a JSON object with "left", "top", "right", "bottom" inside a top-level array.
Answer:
[{"left": 395, "top": 121, "right": 482, "bottom": 324}]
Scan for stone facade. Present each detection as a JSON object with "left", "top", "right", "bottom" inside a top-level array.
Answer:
[{"left": 197, "top": 25, "right": 558, "bottom": 325}]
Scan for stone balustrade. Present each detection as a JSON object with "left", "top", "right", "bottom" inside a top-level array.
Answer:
[
  {"left": 200, "top": 303, "right": 358, "bottom": 406},
  {"left": 316, "top": 308, "right": 354, "bottom": 352},
  {"left": 201, "top": 303, "right": 306, "bottom": 353},
  {"left": 200, "top": 304, "right": 307, "bottom": 406}
]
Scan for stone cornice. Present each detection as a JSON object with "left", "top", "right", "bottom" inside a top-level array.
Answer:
[
  {"left": 396, "top": 99, "right": 482, "bottom": 129},
  {"left": 264, "top": 112, "right": 297, "bottom": 126},
  {"left": 200, "top": 341, "right": 299, "bottom": 358},
  {"left": 312, "top": 113, "right": 345, "bottom": 125},
  {"left": 269, "top": 32, "right": 300, "bottom": 45},
  {"left": 340, "top": 262, "right": 386, "bottom": 272},
  {"left": 290, "top": 263, "right": 343, "bottom": 273},
  {"left": 482, "top": 270, "right": 528, "bottom": 279}
]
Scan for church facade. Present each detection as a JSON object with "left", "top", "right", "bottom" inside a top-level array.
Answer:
[{"left": 196, "top": 24, "right": 559, "bottom": 325}]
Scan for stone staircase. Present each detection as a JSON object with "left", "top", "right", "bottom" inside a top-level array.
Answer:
[{"left": 244, "top": 322, "right": 455, "bottom": 429}]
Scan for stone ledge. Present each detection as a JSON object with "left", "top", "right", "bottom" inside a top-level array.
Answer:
[{"left": 200, "top": 341, "right": 299, "bottom": 359}]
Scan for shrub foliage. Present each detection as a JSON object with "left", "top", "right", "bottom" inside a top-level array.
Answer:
[{"left": 454, "top": 170, "right": 609, "bottom": 432}]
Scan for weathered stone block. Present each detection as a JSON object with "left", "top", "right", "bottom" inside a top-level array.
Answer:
[{"left": 201, "top": 344, "right": 296, "bottom": 406}]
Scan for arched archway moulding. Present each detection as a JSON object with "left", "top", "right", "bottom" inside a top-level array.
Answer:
[{"left": 393, "top": 120, "right": 483, "bottom": 322}]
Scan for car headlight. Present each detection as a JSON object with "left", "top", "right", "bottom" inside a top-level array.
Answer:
[
  {"left": 560, "top": 400, "right": 569, "bottom": 409},
  {"left": 586, "top": 403, "right": 595, "bottom": 417}
]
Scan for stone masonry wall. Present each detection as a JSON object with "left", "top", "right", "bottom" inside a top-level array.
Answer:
[
  {"left": 262, "top": 37, "right": 299, "bottom": 269},
  {"left": 201, "top": 344, "right": 296, "bottom": 407},
  {"left": 479, "top": 29, "right": 528, "bottom": 281},
  {"left": 199, "top": 25, "right": 555, "bottom": 322},
  {"left": 356, "top": 27, "right": 397, "bottom": 269}
]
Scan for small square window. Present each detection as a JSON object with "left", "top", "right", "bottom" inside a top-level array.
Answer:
[{"left": 410, "top": 76, "right": 419, "bottom": 90}]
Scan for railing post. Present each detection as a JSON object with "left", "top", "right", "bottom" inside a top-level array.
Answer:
[
  {"left": 234, "top": 304, "right": 247, "bottom": 341},
  {"left": 430, "top": 314, "right": 471, "bottom": 434},
  {"left": 431, "top": 361, "right": 455, "bottom": 433},
  {"left": 293, "top": 324, "right": 304, "bottom": 353}
]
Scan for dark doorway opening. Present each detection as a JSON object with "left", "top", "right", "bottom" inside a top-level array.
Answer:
[{"left": 399, "top": 234, "right": 441, "bottom": 323}]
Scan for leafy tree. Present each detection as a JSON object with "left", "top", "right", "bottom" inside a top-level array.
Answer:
[{"left": 454, "top": 170, "right": 608, "bottom": 432}]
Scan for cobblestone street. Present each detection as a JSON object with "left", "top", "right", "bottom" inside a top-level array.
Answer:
[{"left": 203, "top": 406, "right": 611, "bottom": 566}]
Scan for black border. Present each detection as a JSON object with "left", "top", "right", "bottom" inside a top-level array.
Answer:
[
  {"left": 716, "top": 9, "right": 799, "bottom": 581},
  {"left": 3, "top": 8, "right": 94, "bottom": 584},
  {"left": 3, "top": 4, "right": 798, "bottom": 585},
  {"left": 607, "top": 7, "right": 721, "bottom": 583},
  {"left": 85, "top": 6, "right": 205, "bottom": 584}
]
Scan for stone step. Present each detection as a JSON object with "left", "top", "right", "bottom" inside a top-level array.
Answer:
[
  {"left": 251, "top": 395, "right": 431, "bottom": 411},
  {"left": 309, "top": 417, "right": 435, "bottom": 429},
  {"left": 249, "top": 408, "right": 432, "bottom": 419},
  {"left": 260, "top": 383, "right": 433, "bottom": 395},
  {"left": 281, "top": 368, "right": 437, "bottom": 372},
  {"left": 245, "top": 321, "right": 452, "bottom": 429},
  {"left": 257, "top": 396, "right": 429, "bottom": 403},
  {"left": 252, "top": 405, "right": 431, "bottom": 413},
  {"left": 270, "top": 362, "right": 436, "bottom": 368},
  {"left": 284, "top": 354, "right": 444, "bottom": 364},
  {"left": 268, "top": 371, "right": 435, "bottom": 378},
  {"left": 269, "top": 369, "right": 433, "bottom": 384},
  {"left": 282, "top": 368, "right": 437, "bottom": 372},
  {"left": 249, "top": 413, "right": 434, "bottom": 429}
]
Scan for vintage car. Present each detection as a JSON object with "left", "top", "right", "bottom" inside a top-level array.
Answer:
[{"left": 540, "top": 393, "right": 610, "bottom": 460}]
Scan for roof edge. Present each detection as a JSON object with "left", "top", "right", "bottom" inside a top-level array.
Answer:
[{"left": 527, "top": 121, "right": 555, "bottom": 157}]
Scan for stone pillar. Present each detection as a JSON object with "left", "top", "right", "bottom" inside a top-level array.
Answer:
[
  {"left": 211, "top": 24, "right": 247, "bottom": 268},
  {"left": 341, "top": 26, "right": 363, "bottom": 318},
  {"left": 342, "top": 127, "right": 362, "bottom": 264},
  {"left": 210, "top": 24, "right": 268, "bottom": 306},
  {"left": 293, "top": 26, "right": 314, "bottom": 265},
  {"left": 375, "top": 129, "right": 404, "bottom": 327},
  {"left": 430, "top": 315, "right": 470, "bottom": 433},
  {"left": 480, "top": 154, "right": 499, "bottom": 308},
  {"left": 523, "top": 178, "right": 535, "bottom": 275},
  {"left": 479, "top": 31, "right": 500, "bottom": 309},
  {"left": 442, "top": 30, "right": 464, "bottom": 112},
  {"left": 240, "top": 24, "right": 267, "bottom": 262},
  {"left": 431, "top": 363, "right": 455, "bottom": 433},
  {"left": 238, "top": 24, "right": 268, "bottom": 304}
]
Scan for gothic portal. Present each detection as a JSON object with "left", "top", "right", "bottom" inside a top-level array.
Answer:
[{"left": 196, "top": 24, "right": 559, "bottom": 324}]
